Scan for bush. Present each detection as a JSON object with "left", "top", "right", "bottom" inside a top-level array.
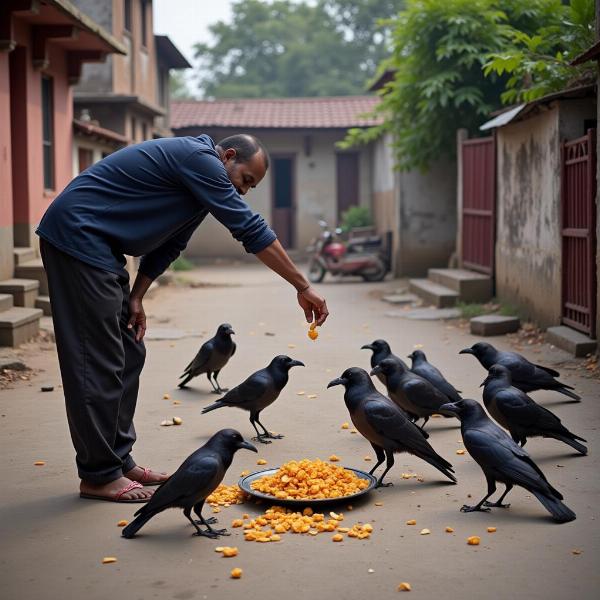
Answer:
[
  {"left": 340, "top": 206, "right": 373, "bottom": 232},
  {"left": 171, "top": 256, "right": 195, "bottom": 271}
]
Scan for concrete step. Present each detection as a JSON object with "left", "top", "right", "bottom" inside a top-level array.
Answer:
[
  {"left": 408, "top": 278, "right": 459, "bottom": 308},
  {"left": 14, "top": 259, "right": 48, "bottom": 294},
  {"left": 0, "top": 306, "right": 43, "bottom": 347},
  {"left": 0, "top": 294, "right": 13, "bottom": 312},
  {"left": 35, "top": 295, "right": 52, "bottom": 316},
  {"left": 428, "top": 268, "right": 492, "bottom": 303},
  {"left": 0, "top": 279, "right": 39, "bottom": 308},
  {"left": 470, "top": 315, "right": 520, "bottom": 336},
  {"left": 13, "top": 246, "right": 37, "bottom": 266},
  {"left": 546, "top": 326, "right": 597, "bottom": 357}
]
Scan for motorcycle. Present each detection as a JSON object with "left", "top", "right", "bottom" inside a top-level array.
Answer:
[{"left": 306, "top": 220, "right": 389, "bottom": 283}]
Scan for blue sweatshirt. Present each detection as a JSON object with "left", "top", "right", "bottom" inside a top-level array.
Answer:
[{"left": 36, "top": 135, "right": 276, "bottom": 280}]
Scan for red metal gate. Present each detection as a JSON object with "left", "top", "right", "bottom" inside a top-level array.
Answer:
[
  {"left": 461, "top": 136, "right": 496, "bottom": 274},
  {"left": 561, "top": 129, "right": 597, "bottom": 337}
]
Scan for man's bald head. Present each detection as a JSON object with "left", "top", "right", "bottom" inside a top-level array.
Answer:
[{"left": 216, "top": 134, "right": 269, "bottom": 195}]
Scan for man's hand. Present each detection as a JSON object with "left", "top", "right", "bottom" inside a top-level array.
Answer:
[
  {"left": 298, "top": 286, "right": 329, "bottom": 326},
  {"left": 127, "top": 295, "right": 146, "bottom": 342}
]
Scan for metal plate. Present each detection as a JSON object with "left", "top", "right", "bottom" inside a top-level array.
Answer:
[{"left": 238, "top": 467, "right": 377, "bottom": 507}]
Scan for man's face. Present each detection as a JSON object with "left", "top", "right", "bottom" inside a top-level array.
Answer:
[{"left": 221, "top": 148, "right": 267, "bottom": 196}]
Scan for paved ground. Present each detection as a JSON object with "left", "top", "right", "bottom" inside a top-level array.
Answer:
[{"left": 1, "top": 264, "right": 599, "bottom": 600}]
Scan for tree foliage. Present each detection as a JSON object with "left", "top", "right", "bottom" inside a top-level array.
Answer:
[
  {"left": 193, "top": 0, "right": 403, "bottom": 98},
  {"left": 484, "top": 0, "right": 596, "bottom": 103},
  {"left": 169, "top": 70, "right": 195, "bottom": 100},
  {"left": 341, "top": 0, "right": 596, "bottom": 171}
]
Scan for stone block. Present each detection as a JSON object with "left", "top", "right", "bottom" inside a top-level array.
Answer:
[{"left": 470, "top": 315, "right": 520, "bottom": 336}]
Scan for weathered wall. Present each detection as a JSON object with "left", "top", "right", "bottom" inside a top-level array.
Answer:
[
  {"left": 0, "top": 52, "right": 14, "bottom": 279},
  {"left": 496, "top": 108, "right": 561, "bottom": 327},
  {"left": 183, "top": 129, "right": 372, "bottom": 258},
  {"left": 395, "top": 158, "right": 457, "bottom": 276},
  {"left": 496, "top": 98, "right": 597, "bottom": 330}
]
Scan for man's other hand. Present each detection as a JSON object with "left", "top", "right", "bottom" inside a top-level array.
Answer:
[{"left": 128, "top": 295, "right": 147, "bottom": 342}]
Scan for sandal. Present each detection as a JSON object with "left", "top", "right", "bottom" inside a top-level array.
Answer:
[
  {"left": 80, "top": 480, "right": 151, "bottom": 503},
  {"left": 129, "top": 466, "right": 169, "bottom": 487}
]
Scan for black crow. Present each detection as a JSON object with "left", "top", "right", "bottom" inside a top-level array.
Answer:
[
  {"left": 440, "top": 399, "right": 576, "bottom": 523},
  {"left": 201, "top": 355, "right": 304, "bottom": 443},
  {"left": 408, "top": 349, "right": 462, "bottom": 402},
  {"left": 372, "top": 358, "right": 454, "bottom": 429},
  {"left": 327, "top": 367, "right": 456, "bottom": 487},
  {"left": 179, "top": 323, "right": 236, "bottom": 393},
  {"left": 122, "top": 429, "right": 257, "bottom": 538},
  {"left": 482, "top": 364, "right": 587, "bottom": 455},
  {"left": 460, "top": 342, "right": 580, "bottom": 401},
  {"left": 361, "top": 339, "right": 408, "bottom": 386}
]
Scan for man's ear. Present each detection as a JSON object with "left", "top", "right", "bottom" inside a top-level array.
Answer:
[{"left": 222, "top": 148, "right": 237, "bottom": 163}]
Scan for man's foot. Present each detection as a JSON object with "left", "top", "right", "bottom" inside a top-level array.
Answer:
[
  {"left": 125, "top": 465, "right": 170, "bottom": 486},
  {"left": 80, "top": 477, "right": 154, "bottom": 502}
]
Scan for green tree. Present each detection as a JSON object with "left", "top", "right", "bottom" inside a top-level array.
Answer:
[
  {"left": 193, "top": 0, "right": 403, "bottom": 98},
  {"left": 341, "top": 0, "right": 512, "bottom": 170},
  {"left": 169, "top": 70, "right": 194, "bottom": 100},
  {"left": 485, "top": 0, "right": 596, "bottom": 103}
]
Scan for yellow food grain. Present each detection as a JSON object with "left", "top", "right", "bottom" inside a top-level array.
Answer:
[
  {"left": 240, "top": 470, "right": 250, "bottom": 477},
  {"left": 467, "top": 536, "right": 480, "bottom": 546},
  {"left": 117, "top": 520, "right": 128, "bottom": 527},
  {"left": 487, "top": 527, "right": 497, "bottom": 533},
  {"left": 328, "top": 455, "right": 340, "bottom": 462},
  {"left": 341, "top": 423, "right": 350, "bottom": 429},
  {"left": 163, "top": 394, "right": 170, "bottom": 400},
  {"left": 307, "top": 394, "right": 317, "bottom": 399},
  {"left": 33, "top": 461, "right": 46, "bottom": 466},
  {"left": 350, "top": 429, "right": 358, "bottom": 434},
  {"left": 406, "top": 520, "right": 416, "bottom": 525},
  {"left": 172, "top": 416, "right": 183, "bottom": 425},
  {"left": 232, "top": 519, "right": 244, "bottom": 528},
  {"left": 364, "top": 456, "right": 372, "bottom": 461},
  {"left": 205, "top": 484, "right": 247, "bottom": 507},
  {"left": 456, "top": 449, "right": 466, "bottom": 455},
  {"left": 308, "top": 329, "right": 319, "bottom": 341},
  {"left": 230, "top": 568, "right": 243, "bottom": 579},
  {"left": 398, "top": 582, "right": 411, "bottom": 592},
  {"left": 374, "top": 502, "right": 383, "bottom": 507},
  {"left": 102, "top": 557, "right": 117, "bottom": 564},
  {"left": 332, "top": 534, "right": 344, "bottom": 542},
  {"left": 257, "top": 459, "right": 268, "bottom": 465},
  {"left": 249, "top": 459, "right": 369, "bottom": 500},
  {"left": 572, "top": 549, "right": 583, "bottom": 555},
  {"left": 445, "top": 527, "right": 454, "bottom": 533},
  {"left": 420, "top": 529, "right": 430, "bottom": 535},
  {"left": 221, "top": 547, "right": 239, "bottom": 557}
]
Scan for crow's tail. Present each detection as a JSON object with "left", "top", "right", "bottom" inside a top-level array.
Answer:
[
  {"left": 531, "top": 490, "right": 576, "bottom": 523},
  {"left": 415, "top": 450, "right": 457, "bottom": 483},
  {"left": 201, "top": 402, "right": 223, "bottom": 414},
  {"left": 122, "top": 512, "right": 154, "bottom": 539},
  {"left": 550, "top": 432, "right": 588, "bottom": 455},
  {"left": 178, "top": 373, "right": 193, "bottom": 388},
  {"left": 555, "top": 386, "right": 581, "bottom": 402}
]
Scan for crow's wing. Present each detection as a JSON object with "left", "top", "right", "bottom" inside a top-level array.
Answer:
[
  {"left": 182, "top": 339, "right": 214, "bottom": 375},
  {"left": 365, "top": 397, "right": 438, "bottom": 454},
  {"left": 217, "top": 369, "right": 271, "bottom": 407},
  {"left": 415, "top": 364, "right": 462, "bottom": 400},
  {"left": 230, "top": 341, "right": 237, "bottom": 357},
  {"left": 495, "top": 388, "right": 562, "bottom": 430},
  {"left": 533, "top": 363, "right": 560, "bottom": 377},
  {"left": 403, "top": 376, "right": 447, "bottom": 411},
  {"left": 137, "top": 454, "right": 221, "bottom": 515},
  {"left": 464, "top": 426, "right": 555, "bottom": 495}
]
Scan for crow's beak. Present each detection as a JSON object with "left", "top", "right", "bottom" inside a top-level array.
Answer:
[
  {"left": 407, "top": 353, "right": 414, "bottom": 359},
  {"left": 228, "top": 329, "right": 235, "bottom": 335},
  {"left": 289, "top": 359, "right": 305, "bottom": 368},
  {"left": 327, "top": 377, "right": 347, "bottom": 389},
  {"left": 439, "top": 402, "right": 459, "bottom": 415},
  {"left": 238, "top": 440, "right": 258, "bottom": 453},
  {"left": 369, "top": 365, "right": 382, "bottom": 376},
  {"left": 480, "top": 375, "right": 491, "bottom": 388},
  {"left": 361, "top": 344, "right": 373, "bottom": 350},
  {"left": 459, "top": 348, "right": 474, "bottom": 355}
]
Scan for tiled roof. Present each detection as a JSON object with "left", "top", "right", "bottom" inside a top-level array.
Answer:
[{"left": 171, "top": 96, "right": 382, "bottom": 130}]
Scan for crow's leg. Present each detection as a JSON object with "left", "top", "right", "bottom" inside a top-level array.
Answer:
[
  {"left": 375, "top": 450, "right": 395, "bottom": 488},
  {"left": 368, "top": 444, "right": 386, "bottom": 476},
  {"left": 207, "top": 373, "right": 221, "bottom": 394},
  {"left": 256, "top": 413, "right": 284, "bottom": 439},
  {"left": 461, "top": 476, "right": 495, "bottom": 513},
  {"left": 250, "top": 414, "right": 271, "bottom": 444},
  {"left": 419, "top": 416, "right": 430, "bottom": 432},
  {"left": 193, "top": 502, "right": 229, "bottom": 536},
  {"left": 184, "top": 507, "right": 219, "bottom": 538},
  {"left": 212, "top": 370, "right": 228, "bottom": 393},
  {"left": 484, "top": 483, "right": 513, "bottom": 508}
]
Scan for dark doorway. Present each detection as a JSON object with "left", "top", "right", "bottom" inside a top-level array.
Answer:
[
  {"left": 336, "top": 152, "right": 360, "bottom": 221},
  {"left": 271, "top": 155, "right": 296, "bottom": 248}
]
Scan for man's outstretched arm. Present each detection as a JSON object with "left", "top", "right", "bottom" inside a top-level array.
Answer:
[{"left": 256, "top": 239, "right": 329, "bottom": 326}]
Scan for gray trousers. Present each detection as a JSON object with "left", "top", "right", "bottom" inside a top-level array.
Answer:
[{"left": 40, "top": 240, "right": 146, "bottom": 484}]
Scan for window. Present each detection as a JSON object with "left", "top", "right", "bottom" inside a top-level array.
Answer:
[
  {"left": 41, "top": 75, "right": 54, "bottom": 190},
  {"left": 124, "top": 0, "right": 132, "bottom": 32},
  {"left": 78, "top": 148, "right": 94, "bottom": 173},
  {"left": 141, "top": 122, "right": 148, "bottom": 140},
  {"left": 130, "top": 116, "right": 136, "bottom": 141},
  {"left": 141, "top": 0, "right": 148, "bottom": 47}
]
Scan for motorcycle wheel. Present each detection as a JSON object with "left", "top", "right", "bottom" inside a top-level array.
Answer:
[
  {"left": 308, "top": 259, "right": 326, "bottom": 283},
  {"left": 360, "top": 258, "right": 387, "bottom": 282}
]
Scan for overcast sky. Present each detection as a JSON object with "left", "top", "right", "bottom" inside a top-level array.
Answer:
[{"left": 153, "top": 0, "right": 236, "bottom": 95}]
